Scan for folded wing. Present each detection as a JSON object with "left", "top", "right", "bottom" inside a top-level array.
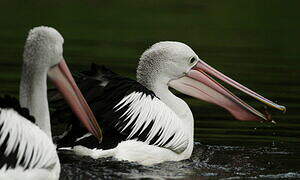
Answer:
[{"left": 50, "top": 64, "right": 188, "bottom": 152}]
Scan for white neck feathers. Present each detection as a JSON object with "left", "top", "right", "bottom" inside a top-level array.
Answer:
[{"left": 19, "top": 63, "right": 52, "bottom": 138}]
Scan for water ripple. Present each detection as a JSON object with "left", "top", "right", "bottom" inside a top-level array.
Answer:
[{"left": 58, "top": 142, "right": 300, "bottom": 179}]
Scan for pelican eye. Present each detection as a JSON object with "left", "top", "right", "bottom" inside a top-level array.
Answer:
[{"left": 190, "top": 57, "right": 196, "bottom": 64}]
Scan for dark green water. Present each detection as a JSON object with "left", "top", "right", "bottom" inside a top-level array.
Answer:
[{"left": 0, "top": 0, "right": 299, "bottom": 179}]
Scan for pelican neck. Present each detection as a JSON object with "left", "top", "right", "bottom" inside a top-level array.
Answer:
[{"left": 19, "top": 62, "right": 52, "bottom": 138}]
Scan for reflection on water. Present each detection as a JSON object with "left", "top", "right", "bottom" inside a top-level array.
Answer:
[{"left": 59, "top": 142, "right": 300, "bottom": 179}]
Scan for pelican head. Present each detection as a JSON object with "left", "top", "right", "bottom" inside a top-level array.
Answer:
[
  {"left": 23, "top": 26, "right": 64, "bottom": 69},
  {"left": 137, "top": 41, "right": 285, "bottom": 121},
  {"left": 20, "top": 26, "right": 102, "bottom": 140}
]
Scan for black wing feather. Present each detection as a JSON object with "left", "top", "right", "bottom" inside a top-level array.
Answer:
[
  {"left": 0, "top": 96, "right": 35, "bottom": 123},
  {"left": 50, "top": 63, "right": 163, "bottom": 149}
]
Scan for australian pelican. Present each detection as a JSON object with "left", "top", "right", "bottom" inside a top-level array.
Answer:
[
  {"left": 0, "top": 26, "right": 102, "bottom": 179},
  {"left": 52, "top": 41, "right": 285, "bottom": 166}
]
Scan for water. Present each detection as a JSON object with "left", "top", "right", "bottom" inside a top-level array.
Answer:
[
  {"left": 0, "top": 0, "right": 299, "bottom": 179},
  {"left": 59, "top": 142, "right": 300, "bottom": 179}
]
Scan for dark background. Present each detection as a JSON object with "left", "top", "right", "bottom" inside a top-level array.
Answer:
[{"left": 0, "top": 0, "right": 299, "bottom": 144}]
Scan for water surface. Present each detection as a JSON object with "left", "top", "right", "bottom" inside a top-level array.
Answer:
[
  {"left": 0, "top": 0, "right": 299, "bottom": 179},
  {"left": 59, "top": 142, "right": 300, "bottom": 179}
]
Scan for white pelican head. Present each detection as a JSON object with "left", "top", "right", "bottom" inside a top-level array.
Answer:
[
  {"left": 23, "top": 26, "right": 64, "bottom": 69},
  {"left": 20, "top": 26, "right": 102, "bottom": 139},
  {"left": 137, "top": 41, "right": 285, "bottom": 121}
]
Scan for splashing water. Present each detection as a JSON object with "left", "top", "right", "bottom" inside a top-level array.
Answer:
[{"left": 59, "top": 142, "right": 300, "bottom": 179}]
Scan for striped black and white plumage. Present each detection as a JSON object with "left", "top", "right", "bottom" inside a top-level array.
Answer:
[
  {"left": 0, "top": 96, "right": 60, "bottom": 179},
  {"left": 51, "top": 41, "right": 284, "bottom": 165},
  {"left": 52, "top": 64, "right": 189, "bottom": 153},
  {"left": 0, "top": 26, "right": 102, "bottom": 178}
]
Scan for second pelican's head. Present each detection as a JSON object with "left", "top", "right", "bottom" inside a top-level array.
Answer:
[{"left": 137, "top": 41, "right": 285, "bottom": 121}]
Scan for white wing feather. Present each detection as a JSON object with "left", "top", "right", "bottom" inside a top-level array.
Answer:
[
  {"left": 114, "top": 92, "right": 188, "bottom": 152},
  {"left": 0, "top": 109, "right": 59, "bottom": 172}
]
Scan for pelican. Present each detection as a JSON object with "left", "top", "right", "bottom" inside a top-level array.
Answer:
[
  {"left": 0, "top": 26, "right": 102, "bottom": 179},
  {"left": 53, "top": 41, "right": 285, "bottom": 166}
]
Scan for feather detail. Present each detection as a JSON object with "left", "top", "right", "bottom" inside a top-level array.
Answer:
[
  {"left": 0, "top": 109, "right": 59, "bottom": 171},
  {"left": 114, "top": 92, "right": 188, "bottom": 153},
  {"left": 50, "top": 63, "right": 190, "bottom": 153},
  {"left": 0, "top": 96, "right": 35, "bottom": 123}
]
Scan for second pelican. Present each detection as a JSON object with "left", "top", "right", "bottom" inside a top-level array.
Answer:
[{"left": 53, "top": 41, "right": 285, "bottom": 165}]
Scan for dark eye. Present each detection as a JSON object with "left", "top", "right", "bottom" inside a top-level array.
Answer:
[{"left": 190, "top": 57, "right": 196, "bottom": 64}]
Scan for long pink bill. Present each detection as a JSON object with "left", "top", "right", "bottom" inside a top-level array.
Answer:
[
  {"left": 195, "top": 60, "right": 286, "bottom": 112},
  {"left": 169, "top": 60, "right": 286, "bottom": 121},
  {"left": 48, "top": 59, "right": 102, "bottom": 141}
]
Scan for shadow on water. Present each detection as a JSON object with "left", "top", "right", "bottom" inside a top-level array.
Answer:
[{"left": 59, "top": 142, "right": 300, "bottom": 179}]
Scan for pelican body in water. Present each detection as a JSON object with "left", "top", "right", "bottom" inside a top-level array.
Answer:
[
  {"left": 52, "top": 41, "right": 285, "bottom": 166},
  {"left": 0, "top": 26, "right": 101, "bottom": 179}
]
